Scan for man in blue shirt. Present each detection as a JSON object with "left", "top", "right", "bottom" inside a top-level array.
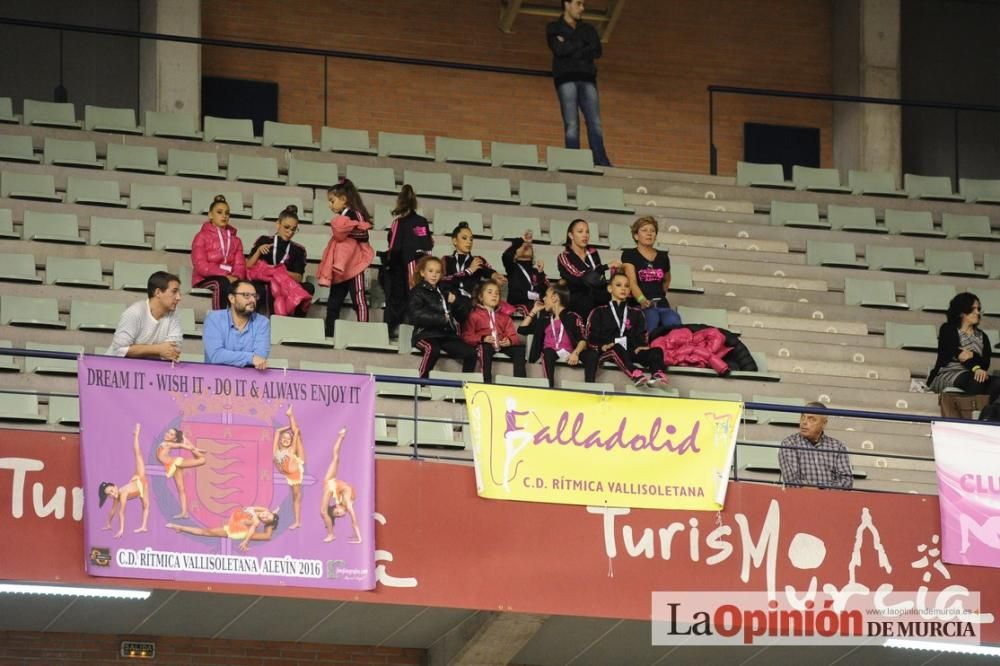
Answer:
[{"left": 203, "top": 279, "right": 271, "bottom": 369}]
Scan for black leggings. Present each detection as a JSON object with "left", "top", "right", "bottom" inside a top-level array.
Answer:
[
  {"left": 415, "top": 337, "right": 477, "bottom": 378},
  {"left": 196, "top": 276, "right": 233, "bottom": 310},
  {"left": 583, "top": 344, "right": 666, "bottom": 382},
  {"left": 477, "top": 344, "right": 526, "bottom": 384},
  {"left": 953, "top": 371, "right": 1000, "bottom": 403},
  {"left": 325, "top": 273, "right": 368, "bottom": 336},
  {"left": 540, "top": 348, "right": 598, "bottom": 388}
]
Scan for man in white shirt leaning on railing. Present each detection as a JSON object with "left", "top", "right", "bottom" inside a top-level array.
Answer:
[{"left": 107, "top": 271, "right": 183, "bottom": 361}]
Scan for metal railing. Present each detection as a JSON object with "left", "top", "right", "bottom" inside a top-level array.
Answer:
[
  {"left": 0, "top": 346, "right": 983, "bottom": 495},
  {"left": 707, "top": 84, "right": 1000, "bottom": 182}
]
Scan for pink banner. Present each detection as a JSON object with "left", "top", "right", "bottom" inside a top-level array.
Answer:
[
  {"left": 932, "top": 421, "right": 1000, "bottom": 568},
  {"left": 78, "top": 356, "right": 376, "bottom": 589}
]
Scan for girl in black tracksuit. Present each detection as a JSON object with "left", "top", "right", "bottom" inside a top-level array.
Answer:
[
  {"left": 585, "top": 273, "right": 669, "bottom": 387},
  {"left": 384, "top": 185, "right": 433, "bottom": 336},
  {"left": 440, "top": 222, "right": 506, "bottom": 305},
  {"left": 517, "top": 283, "right": 595, "bottom": 388},
  {"left": 502, "top": 231, "right": 549, "bottom": 316},
  {"left": 407, "top": 256, "right": 477, "bottom": 378}
]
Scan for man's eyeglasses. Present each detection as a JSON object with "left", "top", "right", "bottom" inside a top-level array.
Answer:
[{"left": 234, "top": 292, "right": 258, "bottom": 300}]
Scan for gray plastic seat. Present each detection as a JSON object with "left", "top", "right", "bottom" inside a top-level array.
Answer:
[
  {"left": 769, "top": 201, "right": 826, "bottom": 228},
  {"left": 70, "top": 301, "right": 126, "bottom": 332},
  {"left": 45, "top": 256, "right": 108, "bottom": 288},
  {"left": 959, "top": 178, "right": 1000, "bottom": 205},
  {"left": 463, "top": 175, "right": 518, "bottom": 204},
  {"left": 805, "top": 240, "right": 867, "bottom": 269},
  {"left": 736, "top": 161, "right": 792, "bottom": 188},
  {"left": 113, "top": 261, "right": 167, "bottom": 291},
  {"left": 90, "top": 217, "right": 150, "bottom": 249},
  {"left": 144, "top": 110, "right": 202, "bottom": 140},
  {"left": 22, "top": 99, "right": 80, "bottom": 128},
  {"left": 378, "top": 131, "right": 433, "bottom": 160},
  {"left": 884, "top": 322, "right": 937, "bottom": 352},
  {"left": 1, "top": 295, "right": 66, "bottom": 328},
  {"left": 271, "top": 315, "right": 333, "bottom": 348},
  {"left": 0, "top": 394, "right": 45, "bottom": 422},
  {"left": 435, "top": 137, "right": 488, "bottom": 165},
  {"left": 923, "top": 250, "right": 986, "bottom": 278},
  {"left": 320, "top": 127, "right": 375, "bottom": 154},
  {"left": 848, "top": 170, "right": 905, "bottom": 197},
  {"left": 0, "top": 97, "right": 15, "bottom": 123},
  {"left": 752, "top": 396, "right": 805, "bottom": 426},
  {"left": 130, "top": 183, "right": 188, "bottom": 212},
  {"left": 884, "top": 209, "right": 943, "bottom": 237},
  {"left": 491, "top": 215, "right": 543, "bottom": 242},
  {"left": 518, "top": 180, "right": 573, "bottom": 209},
  {"left": 941, "top": 213, "right": 995, "bottom": 241},
  {"left": 676, "top": 306, "right": 729, "bottom": 329},
  {"left": 262, "top": 121, "right": 318, "bottom": 150},
  {"left": 335, "top": 321, "right": 397, "bottom": 352},
  {"left": 547, "top": 146, "right": 601, "bottom": 174},
  {"left": 905, "top": 282, "right": 956, "bottom": 313},
  {"left": 844, "top": 278, "right": 906, "bottom": 309},
  {"left": 43, "top": 138, "right": 101, "bottom": 168},
  {"left": 105, "top": 143, "right": 163, "bottom": 174},
  {"left": 403, "top": 170, "right": 459, "bottom": 199},
  {"left": 25, "top": 343, "right": 83, "bottom": 376},
  {"left": 0, "top": 135, "right": 38, "bottom": 163},
  {"left": 985, "top": 254, "right": 1000, "bottom": 279},
  {"left": 345, "top": 165, "right": 397, "bottom": 194},
  {"left": 0, "top": 209, "right": 15, "bottom": 239},
  {"left": 299, "top": 361, "right": 355, "bottom": 373},
  {"left": 978, "top": 290, "right": 1000, "bottom": 319},
  {"left": 253, "top": 194, "right": 305, "bottom": 222},
  {"left": 0, "top": 253, "right": 40, "bottom": 283},
  {"left": 1, "top": 172, "right": 60, "bottom": 201},
  {"left": 23, "top": 210, "right": 83, "bottom": 243},
  {"left": 295, "top": 232, "right": 327, "bottom": 263},
  {"left": 154, "top": 222, "right": 197, "bottom": 252},
  {"left": 191, "top": 190, "right": 248, "bottom": 217},
  {"left": 166, "top": 149, "right": 223, "bottom": 179},
  {"left": 434, "top": 209, "right": 487, "bottom": 237},
  {"left": 288, "top": 157, "right": 338, "bottom": 189},
  {"left": 84, "top": 105, "right": 141, "bottom": 134},
  {"left": 864, "top": 245, "right": 926, "bottom": 274},
  {"left": 66, "top": 176, "right": 126, "bottom": 207},
  {"left": 48, "top": 395, "right": 80, "bottom": 426},
  {"left": 904, "top": 173, "right": 964, "bottom": 202},
  {"left": 203, "top": 116, "right": 260, "bottom": 145},
  {"left": 576, "top": 185, "right": 634, "bottom": 214},
  {"left": 491, "top": 141, "right": 544, "bottom": 169},
  {"left": 792, "top": 166, "right": 850, "bottom": 193},
  {"left": 226, "top": 154, "right": 284, "bottom": 184},
  {"left": 667, "top": 263, "right": 704, "bottom": 294},
  {"left": 826, "top": 204, "right": 884, "bottom": 233}
]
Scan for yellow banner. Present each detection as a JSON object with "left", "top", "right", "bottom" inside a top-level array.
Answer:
[{"left": 464, "top": 383, "right": 742, "bottom": 510}]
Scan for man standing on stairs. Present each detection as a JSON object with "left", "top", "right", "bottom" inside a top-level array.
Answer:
[
  {"left": 547, "top": 0, "right": 613, "bottom": 167},
  {"left": 778, "top": 402, "right": 854, "bottom": 490}
]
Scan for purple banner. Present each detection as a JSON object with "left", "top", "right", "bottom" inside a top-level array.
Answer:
[{"left": 78, "top": 356, "right": 375, "bottom": 590}]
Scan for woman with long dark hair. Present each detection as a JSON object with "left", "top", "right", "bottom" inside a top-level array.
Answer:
[{"left": 928, "top": 292, "right": 1000, "bottom": 403}]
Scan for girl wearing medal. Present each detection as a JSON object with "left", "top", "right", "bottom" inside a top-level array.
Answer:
[
  {"left": 461, "top": 280, "right": 526, "bottom": 384},
  {"left": 191, "top": 195, "right": 247, "bottom": 309},
  {"left": 501, "top": 230, "right": 549, "bottom": 316},
  {"left": 407, "top": 256, "right": 477, "bottom": 378},
  {"left": 440, "top": 222, "right": 506, "bottom": 316},
  {"left": 246, "top": 205, "right": 313, "bottom": 317},
  {"left": 518, "top": 283, "right": 594, "bottom": 387}
]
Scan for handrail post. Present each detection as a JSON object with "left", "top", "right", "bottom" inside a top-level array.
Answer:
[
  {"left": 708, "top": 88, "right": 717, "bottom": 175},
  {"left": 412, "top": 383, "right": 421, "bottom": 460}
]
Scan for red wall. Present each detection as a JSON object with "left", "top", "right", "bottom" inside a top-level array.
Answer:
[{"left": 201, "top": 0, "right": 834, "bottom": 173}]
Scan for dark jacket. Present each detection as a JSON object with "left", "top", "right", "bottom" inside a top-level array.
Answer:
[
  {"left": 518, "top": 309, "right": 586, "bottom": 363},
  {"left": 407, "top": 282, "right": 468, "bottom": 344},
  {"left": 546, "top": 17, "right": 602, "bottom": 86},
  {"left": 502, "top": 238, "right": 549, "bottom": 308},
  {"left": 586, "top": 301, "right": 647, "bottom": 351},
  {"left": 386, "top": 212, "right": 433, "bottom": 270},
  {"left": 441, "top": 252, "right": 497, "bottom": 298},
  {"left": 928, "top": 324, "right": 991, "bottom": 385}
]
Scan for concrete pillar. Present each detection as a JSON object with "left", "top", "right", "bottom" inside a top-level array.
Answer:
[
  {"left": 832, "top": 0, "right": 901, "bottom": 183},
  {"left": 139, "top": 0, "right": 200, "bottom": 117}
]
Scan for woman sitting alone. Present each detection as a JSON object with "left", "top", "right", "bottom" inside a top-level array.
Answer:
[{"left": 928, "top": 292, "right": 1000, "bottom": 403}]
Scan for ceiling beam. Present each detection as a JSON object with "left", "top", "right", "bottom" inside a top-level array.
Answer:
[
  {"left": 428, "top": 611, "right": 548, "bottom": 666},
  {"left": 499, "top": 1, "right": 627, "bottom": 43}
]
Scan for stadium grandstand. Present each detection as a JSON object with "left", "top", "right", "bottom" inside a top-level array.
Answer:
[{"left": 1, "top": 0, "right": 1000, "bottom": 663}]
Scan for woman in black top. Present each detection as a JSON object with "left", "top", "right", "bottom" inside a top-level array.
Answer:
[
  {"left": 246, "top": 205, "right": 313, "bottom": 317},
  {"left": 557, "top": 218, "right": 618, "bottom": 319},
  {"left": 383, "top": 185, "right": 433, "bottom": 336},
  {"left": 440, "top": 222, "right": 506, "bottom": 311},
  {"left": 502, "top": 230, "right": 549, "bottom": 316},
  {"left": 619, "top": 215, "right": 680, "bottom": 333},
  {"left": 928, "top": 292, "right": 1000, "bottom": 402}
]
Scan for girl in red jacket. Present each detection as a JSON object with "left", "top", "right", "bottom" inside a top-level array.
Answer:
[
  {"left": 462, "top": 280, "right": 527, "bottom": 384},
  {"left": 191, "top": 195, "right": 246, "bottom": 309},
  {"left": 318, "top": 179, "right": 374, "bottom": 337}
]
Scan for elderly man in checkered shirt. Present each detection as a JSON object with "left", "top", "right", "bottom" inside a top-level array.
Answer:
[{"left": 778, "top": 402, "right": 854, "bottom": 489}]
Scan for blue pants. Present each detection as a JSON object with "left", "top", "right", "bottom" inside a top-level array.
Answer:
[
  {"left": 556, "top": 80, "right": 612, "bottom": 167},
  {"left": 643, "top": 305, "right": 681, "bottom": 333}
]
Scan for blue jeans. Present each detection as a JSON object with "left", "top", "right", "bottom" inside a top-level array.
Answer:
[
  {"left": 556, "top": 80, "right": 612, "bottom": 167},
  {"left": 644, "top": 305, "right": 681, "bottom": 333}
]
